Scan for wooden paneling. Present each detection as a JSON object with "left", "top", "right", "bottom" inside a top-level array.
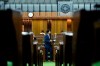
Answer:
[
  {"left": 31, "top": 16, "right": 70, "bottom": 19},
  {"left": 22, "top": 25, "right": 24, "bottom": 32},
  {"left": 43, "top": 20, "right": 47, "bottom": 33},
  {"left": 51, "top": 12, "right": 57, "bottom": 17},
  {"left": 22, "top": 12, "right": 72, "bottom": 19},
  {"left": 63, "top": 20, "right": 67, "bottom": 32},
  {"left": 51, "top": 20, "right": 56, "bottom": 34},
  {"left": 51, "top": 20, "right": 67, "bottom": 34},
  {"left": 22, "top": 19, "right": 32, "bottom": 32},
  {"left": 32, "top": 20, "right": 47, "bottom": 35},
  {"left": 32, "top": 20, "right": 37, "bottom": 35},
  {"left": 57, "top": 20, "right": 63, "bottom": 33},
  {"left": 22, "top": 12, "right": 28, "bottom": 18},
  {"left": 40, "top": 12, "right": 45, "bottom": 17},
  {"left": 45, "top": 12, "right": 51, "bottom": 17},
  {"left": 32, "top": 19, "right": 68, "bottom": 35},
  {"left": 34, "top": 12, "right": 40, "bottom": 17},
  {"left": 72, "top": 11, "right": 80, "bottom": 62}
]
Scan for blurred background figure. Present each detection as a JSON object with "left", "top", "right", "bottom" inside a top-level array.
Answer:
[
  {"left": 61, "top": 30, "right": 64, "bottom": 34},
  {"left": 33, "top": 37, "right": 38, "bottom": 44},
  {"left": 40, "top": 30, "right": 45, "bottom": 35}
]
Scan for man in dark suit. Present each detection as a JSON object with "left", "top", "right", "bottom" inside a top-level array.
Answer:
[{"left": 44, "top": 30, "right": 52, "bottom": 61}]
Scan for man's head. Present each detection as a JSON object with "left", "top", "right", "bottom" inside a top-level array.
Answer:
[
  {"left": 46, "top": 30, "right": 51, "bottom": 34},
  {"left": 41, "top": 30, "right": 44, "bottom": 33}
]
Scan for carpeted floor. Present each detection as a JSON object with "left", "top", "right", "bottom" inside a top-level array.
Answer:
[
  {"left": 43, "top": 61, "right": 55, "bottom": 66},
  {"left": 92, "top": 61, "right": 100, "bottom": 66},
  {"left": 7, "top": 61, "right": 55, "bottom": 66},
  {"left": 7, "top": 61, "right": 100, "bottom": 66},
  {"left": 7, "top": 61, "right": 13, "bottom": 66}
]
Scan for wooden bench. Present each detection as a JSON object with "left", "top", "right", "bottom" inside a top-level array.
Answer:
[
  {"left": 72, "top": 10, "right": 100, "bottom": 66},
  {"left": 35, "top": 34, "right": 44, "bottom": 44},
  {"left": 37, "top": 45, "right": 43, "bottom": 66},
  {"left": 63, "top": 34, "right": 73, "bottom": 66},
  {"left": 53, "top": 34, "right": 64, "bottom": 61},
  {"left": 22, "top": 32, "right": 33, "bottom": 66},
  {"left": 0, "top": 9, "right": 22, "bottom": 66},
  {"left": 33, "top": 42, "right": 43, "bottom": 66},
  {"left": 55, "top": 44, "right": 63, "bottom": 66},
  {"left": 54, "top": 34, "right": 64, "bottom": 66},
  {"left": 35, "top": 34, "right": 45, "bottom": 61}
]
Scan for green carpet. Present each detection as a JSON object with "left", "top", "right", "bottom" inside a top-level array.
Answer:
[
  {"left": 43, "top": 62, "right": 55, "bottom": 66},
  {"left": 7, "top": 61, "right": 100, "bottom": 66},
  {"left": 7, "top": 61, "right": 13, "bottom": 66},
  {"left": 7, "top": 61, "right": 55, "bottom": 66},
  {"left": 92, "top": 61, "right": 100, "bottom": 66}
]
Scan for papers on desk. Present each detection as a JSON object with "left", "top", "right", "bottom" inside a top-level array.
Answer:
[
  {"left": 53, "top": 40, "right": 56, "bottom": 42},
  {"left": 22, "top": 32, "right": 33, "bottom": 35},
  {"left": 59, "top": 41, "right": 64, "bottom": 45},
  {"left": 33, "top": 41, "right": 38, "bottom": 44}
]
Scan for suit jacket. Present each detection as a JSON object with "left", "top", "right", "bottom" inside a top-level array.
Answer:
[{"left": 44, "top": 34, "right": 51, "bottom": 47}]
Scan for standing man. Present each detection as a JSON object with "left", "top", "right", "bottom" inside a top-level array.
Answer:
[{"left": 44, "top": 30, "right": 52, "bottom": 61}]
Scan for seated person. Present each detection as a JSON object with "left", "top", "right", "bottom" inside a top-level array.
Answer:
[
  {"left": 33, "top": 37, "right": 38, "bottom": 44},
  {"left": 40, "top": 30, "right": 45, "bottom": 35}
]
